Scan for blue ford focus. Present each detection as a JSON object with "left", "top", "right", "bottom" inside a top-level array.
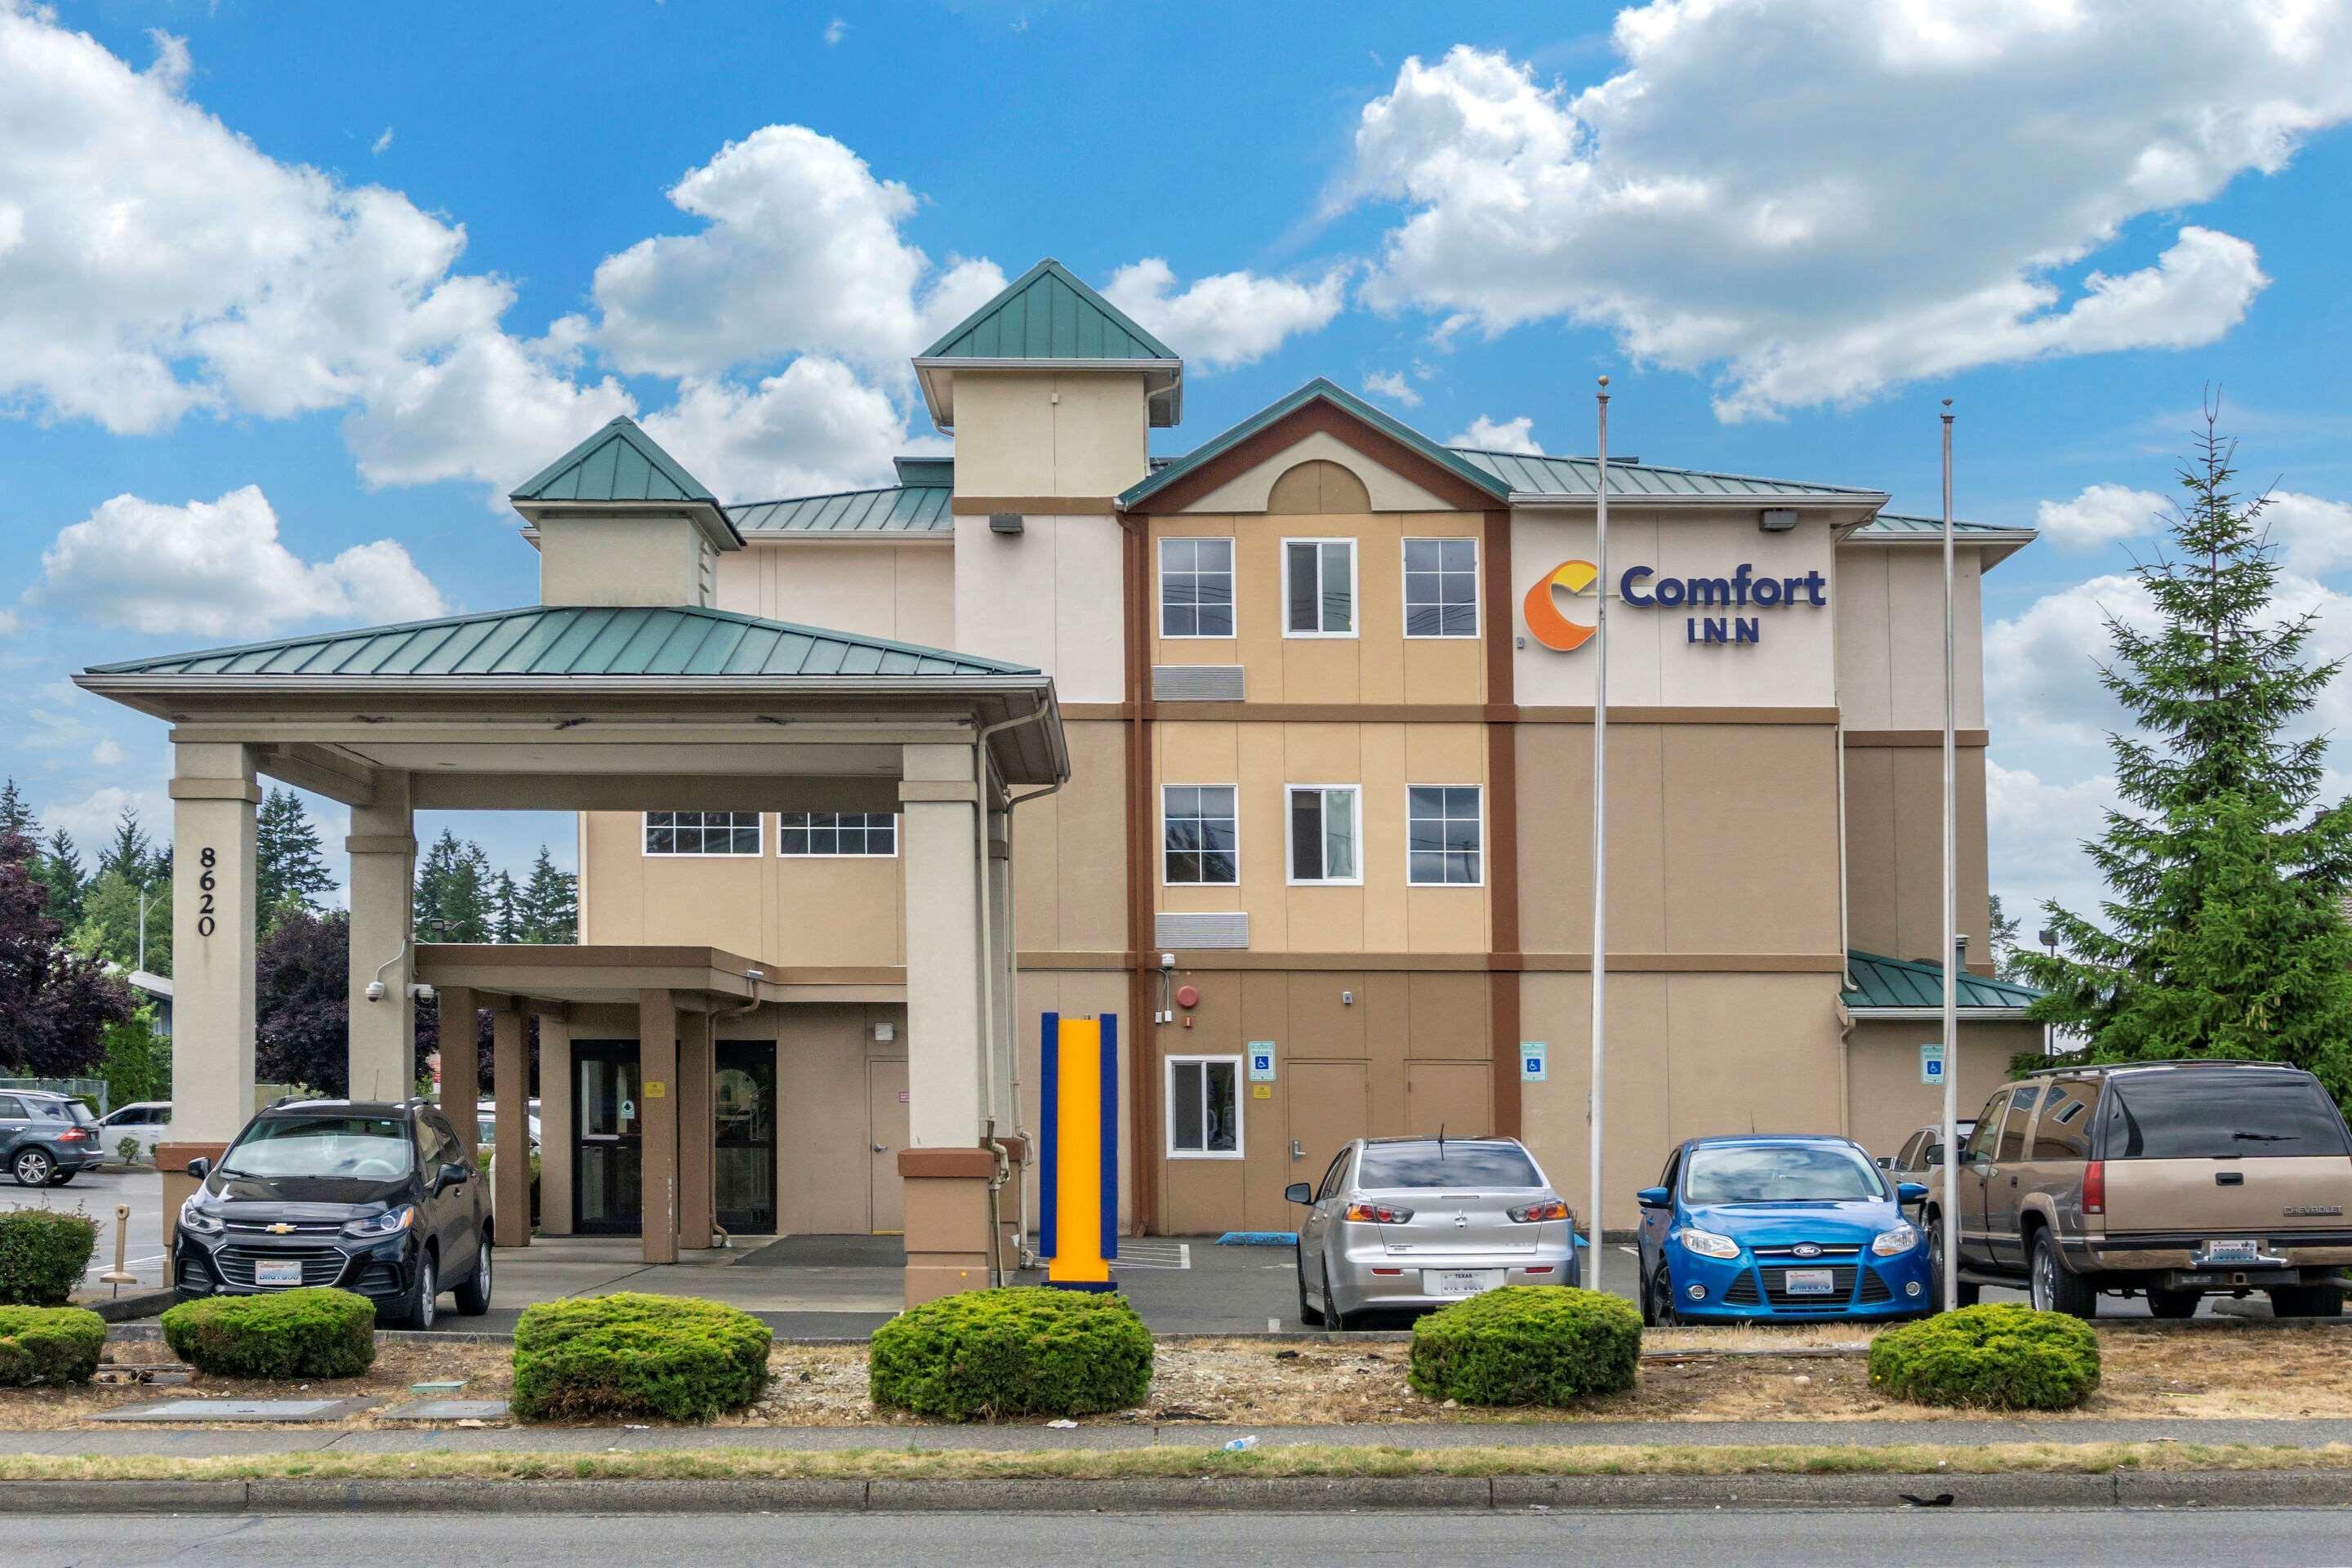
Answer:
[{"left": 1634, "top": 1134, "right": 1932, "bottom": 1324}]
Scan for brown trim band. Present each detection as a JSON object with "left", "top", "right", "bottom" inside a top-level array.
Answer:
[
  {"left": 1018, "top": 951, "right": 1134, "bottom": 970},
  {"left": 1158, "top": 951, "right": 1850, "bottom": 973},
  {"left": 897, "top": 1147, "right": 997, "bottom": 1179},
  {"left": 1058, "top": 703, "right": 1134, "bottom": 721},
  {"left": 1133, "top": 399, "right": 1500, "bottom": 515},
  {"left": 1513, "top": 952, "right": 1850, "bottom": 974},
  {"left": 1844, "top": 728, "right": 1991, "bottom": 748},
  {"left": 1481, "top": 506, "right": 1521, "bottom": 1138},
  {"left": 1120, "top": 509, "right": 1161, "bottom": 1234},
  {"left": 1511, "top": 706, "right": 1844, "bottom": 725},
  {"left": 1143, "top": 704, "right": 1846, "bottom": 724},
  {"left": 951, "top": 497, "right": 1119, "bottom": 515}
]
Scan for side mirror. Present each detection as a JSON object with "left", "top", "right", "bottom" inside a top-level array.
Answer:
[
  {"left": 1875, "top": 1156, "right": 1894, "bottom": 1170},
  {"left": 1636, "top": 1186, "right": 1672, "bottom": 1209},
  {"left": 185, "top": 1156, "right": 211, "bottom": 1180},
  {"left": 1284, "top": 1182, "right": 1313, "bottom": 1205},
  {"left": 1897, "top": 1182, "right": 1929, "bottom": 1204},
  {"left": 440, "top": 1161, "right": 470, "bottom": 1187}
]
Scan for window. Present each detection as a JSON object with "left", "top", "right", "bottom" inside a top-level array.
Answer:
[
  {"left": 644, "top": 811, "right": 761, "bottom": 856},
  {"left": 1356, "top": 1142, "right": 1542, "bottom": 1188},
  {"left": 1287, "top": 785, "right": 1361, "bottom": 884},
  {"left": 2100, "top": 1070, "right": 2352, "bottom": 1159},
  {"left": 1893, "top": 1131, "right": 1924, "bottom": 1173},
  {"left": 1317, "top": 1148, "right": 1352, "bottom": 1201},
  {"left": 1167, "top": 1056, "right": 1241, "bottom": 1157},
  {"left": 1407, "top": 786, "right": 1482, "bottom": 885},
  {"left": 2030, "top": 1080, "right": 2098, "bottom": 1160},
  {"left": 778, "top": 812, "right": 897, "bottom": 857},
  {"left": 1282, "top": 538, "right": 1356, "bottom": 636},
  {"left": 1995, "top": 1086, "right": 2038, "bottom": 1161},
  {"left": 1162, "top": 786, "right": 1238, "bottom": 886},
  {"left": 1159, "top": 537, "right": 1235, "bottom": 638},
  {"left": 1403, "top": 537, "right": 1479, "bottom": 637},
  {"left": 1682, "top": 1143, "right": 1886, "bottom": 1205}
]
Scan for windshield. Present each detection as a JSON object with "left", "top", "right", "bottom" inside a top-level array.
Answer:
[
  {"left": 1356, "top": 1143, "right": 1543, "bottom": 1188},
  {"left": 222, "top": 1116, "right": 414, "bottom": 1180},
  {"left": 2104, "top": 1073, "right": 2352, "bottom": 1159},
  {"left": 1684, "top": 1144, "right": 1886, "bottom": 1205}
]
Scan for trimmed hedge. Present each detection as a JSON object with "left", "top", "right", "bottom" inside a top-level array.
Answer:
[
  {"left": 0, "top": 1209, "right": 96, "bottom": 1307},
  {"left": 511, "top": 1294, "right": 772, "bottom": 1423},
  {"left": 160, "top": 1288, "right": 378, "bottom": 1379},
  {"left": 1409, "top": 1286, "right": 1643, "bottom": 1406},
  {"left": 870, "top": 1287, "right": 1153, "bottom": 1422},
  {"left": 0, "top": 1305, "right": 106, "bottom": 1386},
  {"left": 1869, "top": 1303, "right": 2100, "bottom": 1410}
]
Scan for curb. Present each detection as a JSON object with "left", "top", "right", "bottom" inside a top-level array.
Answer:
[
  {"left": 74, "top": 1290, "right": 176, "bottom": 1324},
  {"left": 7, "top": 1470, "right": 2351, "bottom": 1514}
]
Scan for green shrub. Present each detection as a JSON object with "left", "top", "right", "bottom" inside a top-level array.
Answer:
[
  {"left": 1408, "top": 1286, "right": 1643, "bottom": 1406},
  {"left": 0, "top": 1305, "right": 106, "bottom": 1386},
  {"left": 511, "top": 1294, "right": 772, "bottom": 1423},
  {"left": 870, "top": 1286, "right": 1153, "bottom": 1422},
  {"left": 1869, "top": 1303, "right": 2100, "bottom": 1410},
  {"left": 0, "top": 1209, "right": 97, "bottom": 1306},
  {"left": 160, "top": 1288, "right": 377, "bottom": 1379}
]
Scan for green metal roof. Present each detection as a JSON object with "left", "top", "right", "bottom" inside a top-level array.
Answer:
[
  {"left": 1121, "top": 379, "right": 1510, "bottom": 510},
  {"left": 83, "top": 604, "right": 1036, "bottom": 679},
  {"left": 1452, "top": 448, "right": 1884, "bottom": 501},
  {"left": 731, "top": 485, "right": 952, "bottom": 535},
  {"left": 1842, "top": 951, "right": 2042, "bottom": 1013},
  {"left": 892, "top": 456, "right": 955, "bottom": 486},
  {"left": 510, "top": 416, "right": 717, "bottom": 506},
  {"left": 920, "top": 258, "right": 1178, "bottom": 363},
  {"left": 1851, "top": 514, "right": 2032, "bottom": 537}
]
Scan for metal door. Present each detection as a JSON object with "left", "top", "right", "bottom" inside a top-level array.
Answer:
[
  {"left": 714, "top": 1043, "right": 777, "bottom": 1235},
  {"left": 867, "top": 1059, "right": 909, "bottom": 1234},
  {"left": 572, "top": 1042, "right": 642, "bottom": 1236}
]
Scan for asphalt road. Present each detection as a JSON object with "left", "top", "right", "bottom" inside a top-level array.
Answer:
[
  {"left": 24, "top": 1508, "right": 2352, "bottom": 1567},
  {"left": 0, "top": 1164, "right": 164, "bottom": 1290}
]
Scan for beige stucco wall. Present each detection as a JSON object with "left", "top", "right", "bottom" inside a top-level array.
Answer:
[
  {"left": 950, "top": 514, "right": 1126, "bottom": 704},
  {"left": 1010, "top": 719, "right": 1129, "bottom": 957},
  {"left": 712, "top": 541, "right": 953, "bottom": 643},
  {"left": 1842, "top": 742, "right": 1993, "bottom": 966},
  {"left": 1175, "top": 430, "right": 1454, "bottom": 516},
  {"left": 538, "top": 516, "right": 711, "bottom": 608},
  {"left": 1834, "top": 545, "right": 1988, "bottom": 730},
  {"left": 1843, "top": 1016, "right": 2042, "bottom": 1166},
  {"left": 951, "top": 372, "right": 1148, "bottom": 498},
  {"left": 578, "top": 809, "right": 906, "bottom": 964}
]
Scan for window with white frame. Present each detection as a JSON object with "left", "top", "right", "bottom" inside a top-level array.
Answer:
[
  {"left": 777, "top": 812, "right": 897, "bottom": 857},
  {"left": 1159, "top": 537, "right": 1236, "bottom": 638},
  {"left": 644, "top": 811, "right": 762, "bottom": 856},
  {"left": 1162, "top": 785, "right": 1239, "bottom": 885},
  {"left": 1167, "top": 1056, "right": 1242, "bottom": 1157},
  {"left": 1282, "top": 537, "right": 1356, "bottom": 636},
  {"left": 1403, "top": 537, "right": 1479, "bottom": 638},
  {"left": 1407, "top": 786, "right": 1484, "bottom": 885},
  {"left": 1287, "top": 785, "right": 1361, "bottom": 884}
]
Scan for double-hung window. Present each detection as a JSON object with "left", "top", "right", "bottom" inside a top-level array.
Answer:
[
  {"left": 1407, "top": 786, "right": 1484, "bottom": 885},
  {"left": 1159, "top": 537, "right": 1235, "bottom": 638},
  {"left": 1167, "top": 1056, "right": 1241, "bottom": 1157},
  {"left": 777, "top": 812, "right": 897, "bottom": 857},
  {"left": 644, "top": 811, "right": 761, "bottom": 856},
  {"left": 1403, "top": 537, "right": 1479, "bottom": 637},
  {"left": 1162, "top": 786, "right": 1239, "bottom": 886},
  {"left": 1282, "top": 538, "right": 1356, "bottom": 636},
  {"left": 1287, "top": 785, "right": 1361, "bottom": 884}
]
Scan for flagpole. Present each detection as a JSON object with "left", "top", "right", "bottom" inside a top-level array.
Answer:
[
  {"left": 1939, "top": 398, "right": 1960, "bottom": 1313},
  {"left": 1588, "top": 375, "right": 1611, "bottom": 1294}
]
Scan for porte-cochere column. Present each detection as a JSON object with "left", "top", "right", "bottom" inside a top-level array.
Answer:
[{"left": 158, "top": 742, "right": 260, "bottom": 1231}]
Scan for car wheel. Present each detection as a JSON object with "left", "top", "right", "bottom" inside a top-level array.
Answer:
[
  {"left": 2145, "top": 1286, "right": 2200, "bottom": 1320},
  {"left": 1927, "top": 1214, "right": 1977, "bottom": 1310},
  {"left": 1322, "top": 1258, "right": 1352, "bottom": 1332},
  {"left": 11, "top": 1148, "right": 53, "bottom": 1187},
  {"left": 453, "top": 1236, "right": 493, "bottom": 1316},
  {"left": 391, "top": 1250, "right": 438, "bottom": 1330},
  {"left": 1294, "top": 1245, "right": 1325, "bottom": 1328},
  {"left": 1638, "top": 1258, "right": 1657, "bottom": 1327},
  {"left": 2028, "top": 1229, "right": 2096, "bottom": 1319},
  {"left": 2268, "top": 1282, "right": 2345, "bottom": 1318},
  {"left": 1650, "top": 1259, "right": 1677, "bottom": 1328}
]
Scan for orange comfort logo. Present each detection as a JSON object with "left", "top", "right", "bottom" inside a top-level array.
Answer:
[{"left": 1522, "top": 559, "right": 1599, "bottom": 652}]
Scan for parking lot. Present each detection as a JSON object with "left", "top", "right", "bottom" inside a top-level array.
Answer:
[{"left": 0, "top": 1163, "right": 167, "bottom": 1294}]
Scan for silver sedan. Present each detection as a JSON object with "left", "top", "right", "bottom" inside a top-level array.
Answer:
[{"left": 1288, "top": 1135, "right": 1580, "bottom": 1329}]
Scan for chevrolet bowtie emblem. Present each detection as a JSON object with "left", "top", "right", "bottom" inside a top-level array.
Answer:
[{"left": 266, "top": 1223, "right": 295, "bottom": 1235}]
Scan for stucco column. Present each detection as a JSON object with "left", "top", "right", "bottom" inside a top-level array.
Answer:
[
  {"left": 537, "top": 1013, "right": 574, "bottom": 1236},
  {"left": 639, "top": 987, "right": 679, "bottom": 1265},
  {"left": 437, "top": 986, "right": 479, "bottom": 1156},
  {"left": 345, "top": 772, "right": 416, "bottom": 1103},
  {"left": 159, "top": 743, "right": 259, "bottom": 1235},
  {"left": 492, "top": 1007, "right": 529, "bottom": 1247},
  {"left": 675, "top": 1009, "right": 713, "bottom": 1250}
]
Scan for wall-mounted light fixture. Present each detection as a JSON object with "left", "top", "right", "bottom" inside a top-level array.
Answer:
[
  {"left": 1758, "top": 508, "right": 1799, "bottom": 532},
  {"left": 989, "top": 512, "right": 1024, "bottom": 535}
]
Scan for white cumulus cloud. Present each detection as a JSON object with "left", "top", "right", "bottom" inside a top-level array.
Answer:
[
  {"left": 33, "top": 487, "right": 448, "bottom": 638},
  {"left": 641, "top": 359, "right": 926, "bottom": 504},
  {"left": 1340, "top": 2, "right": 2350, "bottom": 418},
  {"left": 2035, "top": 484, "right": 2167, "bottom": 550},
  {"left": 1101, "top": 259, "right": 1347, "bottom": 371},
  {"left": 1985, "top": 758, "right": 2123, "bottom": 922},
  {"left": 1449, "top": 415, "right": 1541, "bottom": 454},
  {"left": 1361, "top": 369, "right": 1420, "bottom": 408},
  {"left": 2261, "top": 491, "right": 2352, "bottom": 579}
]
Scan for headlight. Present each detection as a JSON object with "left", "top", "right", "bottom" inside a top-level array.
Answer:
[
  {"left": 1873, "top": 1223, "right": 1921, "bottom": 1257},
  {"left": 179, "top": 1198, "right": 225, "bottom": 1236},
  {"left": 341, "top": 1205, "right": 416, "bottom": 1240},
  {"left": 1673, "top": 1226, "right": 1740, "bottom": 1260}
]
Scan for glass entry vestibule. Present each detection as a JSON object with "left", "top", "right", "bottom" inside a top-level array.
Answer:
[
  {"left": 715, "top": 1042, "right": 777, "bottom": 1235},
  {"left": 573, "top": 1040, "right": 643, "bottom": 1236}
]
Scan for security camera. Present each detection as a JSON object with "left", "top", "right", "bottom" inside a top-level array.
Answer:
[
  {"left": 408, "top": 982, "right": 435, "bottom": 1001},
  {"left": 363, "top": 980, "right": 385, "bottom": 1004}
]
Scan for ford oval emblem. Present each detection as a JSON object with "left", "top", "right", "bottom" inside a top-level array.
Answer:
[{"left": 1793, "top": 1242, "right": 1822, "bottom": 1258}]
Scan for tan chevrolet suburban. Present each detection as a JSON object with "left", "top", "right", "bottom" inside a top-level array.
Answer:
[{"left": 1920, "top": 1061, "right": 2352, "bottom": 1319}]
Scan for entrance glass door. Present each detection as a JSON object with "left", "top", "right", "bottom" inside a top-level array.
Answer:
[
  {"left": 573, "top": 1041, "right": 642, "bottom": 1236},
  {"left": 715, "top": 1042, "right": 777, "bottom": 1235}
]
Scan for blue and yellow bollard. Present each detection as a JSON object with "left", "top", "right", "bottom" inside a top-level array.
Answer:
[{"left": 1039, "top": 1012, "right": 1119, "bottom": 1290}]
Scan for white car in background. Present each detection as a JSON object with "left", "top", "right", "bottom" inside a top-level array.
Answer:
[
  {"left": 475, "top": 1098, "right": 542, "bottom": 1152},
  {"left": 94, "top": 1101, "right": 172, "bottom": 1162}
]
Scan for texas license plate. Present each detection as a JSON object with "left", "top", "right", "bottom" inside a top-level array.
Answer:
[
  {"left": 2201, "top": 1240, "right": 2261, "bottom": 1265},
  {"left": 1424, "top": 1268, "right": 1504, "bottom": 1298},
  {"left": 254, "top": 1260, "right": 302, "bottom": 1288},
  {"left": 1784, "top": 1267, "right": 1837, "bottom": 1296}
]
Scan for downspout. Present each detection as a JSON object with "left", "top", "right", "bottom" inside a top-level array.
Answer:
[
  {"left": 1001, "top": 776, "right": 1063, "bottom": 1267},
  {"left": 973, "top": 704, "right": 1054, "bottom": 1284},
  {"left": 702, "top": 966, "right": 768, "bottom": 1250}
]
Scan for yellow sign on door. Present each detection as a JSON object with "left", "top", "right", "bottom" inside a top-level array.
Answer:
[{"left": 644, "top": 1081, "right": 666, "bottom": 1098}]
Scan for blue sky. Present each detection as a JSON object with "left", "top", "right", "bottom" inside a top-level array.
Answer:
[{"left": 3, "top": 0, "right": 2350, "bottom": 937}]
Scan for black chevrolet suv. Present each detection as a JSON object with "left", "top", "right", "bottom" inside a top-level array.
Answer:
[{"left": 175, "top": 1098, "right": 492, "bottom": 1329}]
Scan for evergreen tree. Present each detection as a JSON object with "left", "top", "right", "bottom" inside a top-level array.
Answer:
[
  {"left": 95, "top": 807, "right": 163, "bottom": 886},
  {"left": 72, "top": 870, "right": 172, "bottom": 976},
  {"left": 516, "top": 845, "right": 577, "bottom": 943},
  {"left": 2018, "top": 405, "right": 2352, "bottom": 1100},
  {"left": 490, "top": 870, "right": 521, "bottom": 944},
  {"left": 414, "top": 829, "right": 494, "bottom": 942},
  {"left": 37, "top": 830, "right": 86, "bottom": 933},
  {"left": 256, "top": 788, "right": 336, "bottom": 919},
  {"left": 0, "top": 778, "right": 32, "bottom": 840},
  {"left": 1987, "top": 893, "right": 2028, "bottom": 983}
]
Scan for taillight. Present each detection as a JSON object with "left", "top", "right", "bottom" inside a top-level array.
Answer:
[
  {"left": 58, "top": 1129, "right": 89, "bottom": 1143},
  {"left": 2082, "top": 1160, "right": 2105, "bottom": 1216},
  {"left": 1342, "top": 1202, "right": 1414, "bottom": 1224},
  {"left": 1508, "top": 1199, "right": 1570, "bottom": 1223}
]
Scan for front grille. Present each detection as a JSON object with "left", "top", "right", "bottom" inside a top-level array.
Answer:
[
  {"left": 214, "top": 1245, "right": 347, "bottom": 1289},
  {"left": 225, "top": 1218, "right": 345, "bottom": 1236},
  {"left": 1722, "top": 1270, "right": 1761, "bottom": 1305},
  {"left": 1857, "top": 1267, "right": 1893, "bottom": 1303},
  {"left": 1761, "top": 1263, "right": 1857, "bottom": 1309}
]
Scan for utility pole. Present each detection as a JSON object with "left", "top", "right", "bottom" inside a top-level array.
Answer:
[
  {"left": 1939, "top": 399, "right": 1960, "bottom": 1313},
  {"left": 1588, "top": 375, "right": 1611, "bottom": 1294}
]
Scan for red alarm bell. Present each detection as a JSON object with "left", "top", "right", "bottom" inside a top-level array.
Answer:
[{"left": 1175, "top": 984, "right": 1200, "bottom": 1009}]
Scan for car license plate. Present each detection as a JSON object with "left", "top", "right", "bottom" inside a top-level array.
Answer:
[
  {"left": 254, "top": 1260, "right": 302, "bottom": 1288},
  {"left": 2201, "top": 1240, "right": 2261, "bottom": 1265},
  {"left": 1784, "top": 1267, "right": 1837, "bottom": 1296},
  {"left": 1424, "top": 1268, "right": 1504, "bottom": 1298}
]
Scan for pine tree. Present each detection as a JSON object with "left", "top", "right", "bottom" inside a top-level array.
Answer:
[
  {"left": 0, "top": 778, "right": 32, "bottom": 840},
  {"left": 1987, "top": 893, "right": 2029, "bottom": 983},
  {"left": 516, "top": 845, "right": 577, "bottom": 943},
  {"left": 413, "top": 830, "right": 494, "bottom": 942},
  {"left": 2018, "top": 403, "right": 2352, "bottom": 1099},
  {"left": 256, "top": 788, "right": 336, "bottom": 918},
  {"left": 490, "top": 871, "right": 521, "bottom": 944},
  {"left": 95, "top": 808, "right": 163, "bottom": 886},
  {"left": 38, "top": 830, "right": 86, "bottom": 933},
  {"left": 72, "top": 870, "right": 172, "bottom": 976}
]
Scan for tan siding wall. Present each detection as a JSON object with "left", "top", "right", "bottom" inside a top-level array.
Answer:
[
  {"left": 711, "top": 541, "right": 953, "bottom": 645},
  {"left": 579, "top": 809, "right": 906, "bottom": 964},
  {"left": 537, "top": 516, "right": 708, "bottom": 608},
  {"left": 951, "top": 372, "right": 1147, "bottom": 498},
  {"left": 1842, "top": 742, "right": 1993, "bottom": 966},
  {"left": 1011, "top": 719, "right": 1129, "bottom": 957},
  {"left": 1834, "top": 546, "right": 1988, "bottom": 731},
  {"left": 1844, "top": 1018, "right": 2041, "bottom": 1165}
]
